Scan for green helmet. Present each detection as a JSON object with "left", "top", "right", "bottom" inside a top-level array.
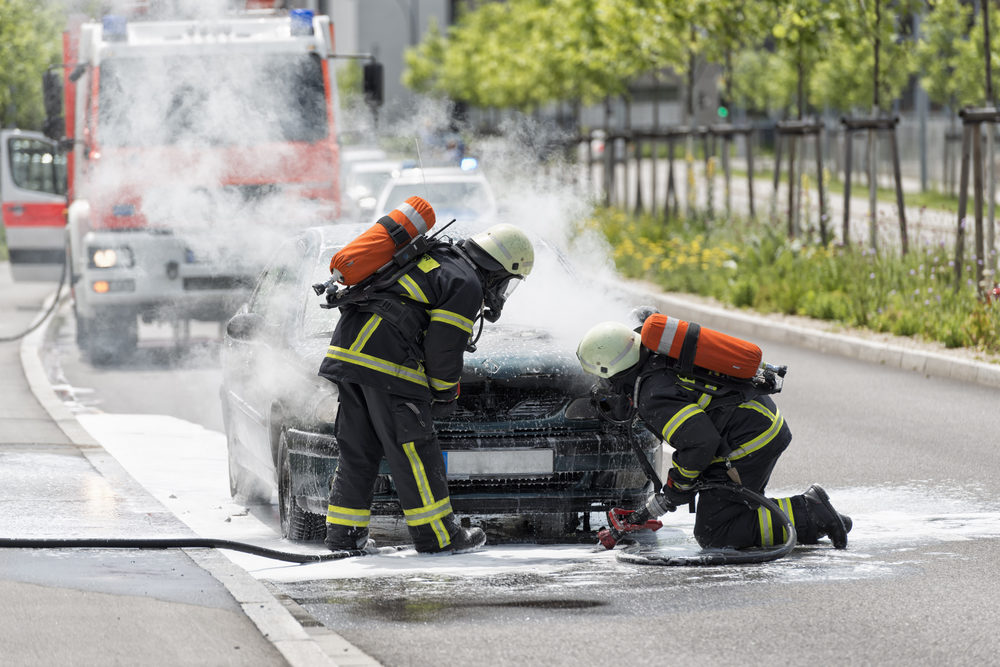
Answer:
[
  {"left": 576, "top": 321, "right": 641, "bottom": 378},
  {"left": 467, "top": 223, "right": 534, "bottom": 277}
]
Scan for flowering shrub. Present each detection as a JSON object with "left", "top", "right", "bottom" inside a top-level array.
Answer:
[{"left": 587, "top": 207, "right": 1000, "bottom": 355}]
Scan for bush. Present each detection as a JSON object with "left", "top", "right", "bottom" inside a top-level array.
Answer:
[{"left": 589, "top": 206, "right": 999, "bottom": 355}]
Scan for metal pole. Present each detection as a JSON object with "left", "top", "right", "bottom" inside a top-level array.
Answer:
[
  {"left": 955, "top": 122, "right": 972, "bottom": 288},
  {"left": 843, "top": 128, "right": 853, "bottom": 246},
  {"left": 867, "top": 127, "right": 878, "bottom": 251},
  {"left": 746, "top": 131, "right": 756, "bottom": 218},
  {"left": 816, "top": 130, "right": 828, "bottom": 244},
  {"left": 788, "top": 134, "right": 797, "bottom": 238},
  {"left": 890, "top": 127, "right": 908, "bottom": 254},
  {"left": 772, "top": 132, "right": 783, "bottom": 221},
  {"left": 973, "top": 122, "right": 986, "bottom": 295}
]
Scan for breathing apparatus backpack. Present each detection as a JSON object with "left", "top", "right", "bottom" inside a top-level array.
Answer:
[
  {"left": 312, "top": 196, "right": 456, "bottom": 309},
  {"left": 639, "top": 313, "right": 786, "bottom": 395}
]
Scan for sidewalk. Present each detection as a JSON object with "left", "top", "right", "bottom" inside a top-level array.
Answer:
[{"left": 0, "top": 263, "right": 357, "bottom": 666}]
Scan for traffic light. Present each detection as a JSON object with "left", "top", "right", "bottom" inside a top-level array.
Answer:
[{"left": 717, "top": 100, "right": 729, "bottom": 119}]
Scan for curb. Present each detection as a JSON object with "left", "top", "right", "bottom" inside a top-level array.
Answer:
[
  {"left": 615, "top": 281, "right": 1000, "bottom": 390},
  {"left": 20, "top": 295, "right": 380, "bottom": 667}
]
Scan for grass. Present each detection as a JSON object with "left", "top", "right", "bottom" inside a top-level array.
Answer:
[{"left": 581, "top": 206, "right": 1000, "bottom": 355}]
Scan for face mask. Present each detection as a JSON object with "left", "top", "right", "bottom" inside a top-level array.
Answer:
[{"left": 482, "top": 274, "right": 522, "bottom": 323}]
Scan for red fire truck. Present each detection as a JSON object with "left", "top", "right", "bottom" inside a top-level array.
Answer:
[{"left": 10, "top": 6, "right": 379, "bottom": 363}]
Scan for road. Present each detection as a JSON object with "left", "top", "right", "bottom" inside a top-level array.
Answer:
[{"left": 43, "top": 286, "right": 1000, "bottom": 666}]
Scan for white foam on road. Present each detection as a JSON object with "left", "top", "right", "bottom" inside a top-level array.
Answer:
[{"left": 78, "top": 413, "right": 1000, "bottom": 583}]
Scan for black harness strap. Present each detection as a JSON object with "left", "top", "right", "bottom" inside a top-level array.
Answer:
[
  {"left": 678, "top": 322, "right": 701, "bottom": 373},
  {"left": 377, "top": 215, "right": 412, "bottom": 246}
]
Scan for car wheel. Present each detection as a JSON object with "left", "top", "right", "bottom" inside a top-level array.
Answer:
[
  {"left": 278, "top": 428, "right": 326, "bottom": 541},
  {"left": 79, "top": 308, "right": 137, "bottom": 366}
]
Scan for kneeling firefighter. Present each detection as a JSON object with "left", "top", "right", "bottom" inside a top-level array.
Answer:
[
  {"left": 319, "top": 196, "right": 534, "bottom": 554},
  {"left": 576, "top": 313, "right": 851, "bottom": 551}
]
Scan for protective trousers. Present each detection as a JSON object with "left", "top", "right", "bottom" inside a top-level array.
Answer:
[
  {"left": 692, "top": 428, "right": 795, "bottom": 549},
  {"left": 326, "top": 381, "right": 457, "bottom": 552}
]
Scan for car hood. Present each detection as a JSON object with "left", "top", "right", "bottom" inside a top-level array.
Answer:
[
  {"left": 294, "top": 321, "right": 592, "bottom": 395},
  {"left": 461, "top": 324, "right": 587, "bottom": 388}
]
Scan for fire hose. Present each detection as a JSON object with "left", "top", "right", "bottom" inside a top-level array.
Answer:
[
  {"left": 0, "top": 537, "right": 407, "bottom": 563},
  {"left": 596, "top": 480, "right": 796, "bottom": 566},
  {"left": 0, "top": 255, "right": 67, "bottom": 343}
]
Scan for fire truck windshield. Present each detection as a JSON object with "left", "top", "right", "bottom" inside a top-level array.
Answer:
[{"left": 97, "top": 52, "right": 327, "bottom": 147}]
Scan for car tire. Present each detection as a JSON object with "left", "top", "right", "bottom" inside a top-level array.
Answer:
[
  {"left": 79, "top": 308, "right": 138, "bottom": 366},
  {"left": 278, "top": 428, "right": 326, "bottom": 541}
]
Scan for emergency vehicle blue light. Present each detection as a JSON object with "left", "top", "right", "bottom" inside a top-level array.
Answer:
[
  {"left": 290, "top": 9, "right": 314, "bottom": 36},
  {"left": 102, "top": 15, "right": 128, "bottom": 41},
  {"left": 460, "top": 157, "right": 478, "bottom": 171}
]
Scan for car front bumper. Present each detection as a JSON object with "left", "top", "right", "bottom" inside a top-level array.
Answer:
[{"left": 284, "top": 427, "right": 656, "bottom": 517}]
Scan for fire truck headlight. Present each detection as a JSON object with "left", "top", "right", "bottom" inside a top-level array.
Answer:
[{"left": 89, "top": 246, "right": 134, "bottom": 269}]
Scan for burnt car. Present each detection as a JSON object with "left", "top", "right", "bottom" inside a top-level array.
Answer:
[{"left": 219, "top": 223, "right": 659, "bottom": 541}]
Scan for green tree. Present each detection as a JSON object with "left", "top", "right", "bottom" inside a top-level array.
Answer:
[
  {"left": 0, "top": 0, "right": 62, "bottom": 129},
  {"left": 810, "top": 0, "right": 917, "bottom": 113},
  {"left": 917, "top": 0, "right": 998, "bottom": 109}
]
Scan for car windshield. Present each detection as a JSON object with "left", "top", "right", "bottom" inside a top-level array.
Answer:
[
  {"left": 349, "top": 171, "right": 394, "bottom": 196},
  {"left": 302, "top": 248, "right": 342, "bottom": 337},
  {"left": 98, "top": 53, "right": 327, "bottom": 147},
  {"left": 380, "top": 181, "right": 491, "bottom": 217}
]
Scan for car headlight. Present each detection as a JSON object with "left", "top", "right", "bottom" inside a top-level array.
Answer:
[
  {"left": 89, "top": 246, "right": 134, "bottom": 269},
  {"left": 564, "top": 396, "right": 598, "bottom": 420}
]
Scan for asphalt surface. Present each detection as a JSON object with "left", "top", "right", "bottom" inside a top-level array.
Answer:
[
  {"left": 0, "top": 263, "right": 372, "bottom": 667},
  {"left": 6, "top": 258, "right": 1000, "bottom": 666}
]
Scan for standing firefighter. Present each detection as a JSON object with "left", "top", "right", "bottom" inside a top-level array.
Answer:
[
  {"left": 576, "top": 314, "right": 851, "bottom": 551},
  {"left": 319, "top": 197, "right": 534, "bottom": 554}
]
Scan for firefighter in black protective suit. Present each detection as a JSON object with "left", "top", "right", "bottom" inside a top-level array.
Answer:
[
  {"left": 319, "top": 216, "right": 535, "bottom": 554},
  {"left": 575, "top": 316, "right": 851, "bottom": 551}
]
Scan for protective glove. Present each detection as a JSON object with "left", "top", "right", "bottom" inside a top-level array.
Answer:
[
  {"left": 660, "top": 473, "right": 696, "bottom": 507},
  {"left": 431, "top": 400, "right": 457, "bottom": 419}
]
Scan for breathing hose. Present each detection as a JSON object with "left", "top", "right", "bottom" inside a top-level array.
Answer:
[
  {"left": 614, "top": 481, "right": 797, "bottom": 566},
  {"left": 0, "top": 536, "right": 408, "bottom": 563}
]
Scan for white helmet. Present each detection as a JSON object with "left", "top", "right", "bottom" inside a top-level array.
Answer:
[
  {"left": 576, "top": 321, "right": 641, "bottom": 378},
  {"left": 467, "top": 223, "right": 534, "bottom": 277}
]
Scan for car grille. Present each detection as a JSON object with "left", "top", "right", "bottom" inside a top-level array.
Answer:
[{"left": 450, "top": 388, "right": 568, "bottom": 421}]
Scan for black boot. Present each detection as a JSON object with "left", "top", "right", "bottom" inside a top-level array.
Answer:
[
  {"left": 818, "top": 513, "right": 853, "bottom": 539},
  {"left": 416, "top": 515, "right": 486, "bottom": 555},
  {"left": 801, "top": 485, "right": 848, "bottom": 549},
  {"left": 325, "top": 524, "right": 375, "bottom": 553}
]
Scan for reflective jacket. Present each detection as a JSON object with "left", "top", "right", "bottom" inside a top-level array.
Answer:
[
  {"left": 318, "top": 244, "right": 483, "bottom": 402},
  {"left": 634, "top": 354, "right": 790, "bottom": 491}
]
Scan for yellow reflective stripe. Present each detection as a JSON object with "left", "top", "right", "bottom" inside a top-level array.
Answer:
[
  {"left": 402, "top": 441, "right": 434, "bottom": 505},
  {"left": 757, "top": 506, "right": 774, "bottom": 546},
  {"left": 429, "top": 376, "right": 458, "bottom": 392},
  {"left": 715, "top": 407, "right": 784, "bottom": 462},
  {"left": 402, "top": 496, "right": 453, "bottom": 525},
  {"left": 777, "top": 497, "right": 795, "bottom": 542},
  {"left": 741, "top": 399, "right": 776, "bottom": 421},
  {"left": 429, "top": 308, "right": 474, "bottom": 334},
  {"left": 350, "top": 314, "right": 381, "bottom": 351},
  {"left": 402, "top": 441, "right": 451, "bottom": 548},
  {"left": 326, "top": 346, "right": 428, "bottom": 387},
  {"left": 661, "top": 403, "right": 703, "bottom": 442},
  {"left": 397, "top": 274, "right": 428, "bottom": 304},
  {"left": 326, "top": 505, "right": 371, "bottom": 527},
  {"left": 417, "top": 255, "right": 440, "bottom": 273},
  {"left": 697, "top": 392, "right": 712, "bottom": 409},
  {"left": 671, "top": 461, "right": 700, "bottom": 480}
]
